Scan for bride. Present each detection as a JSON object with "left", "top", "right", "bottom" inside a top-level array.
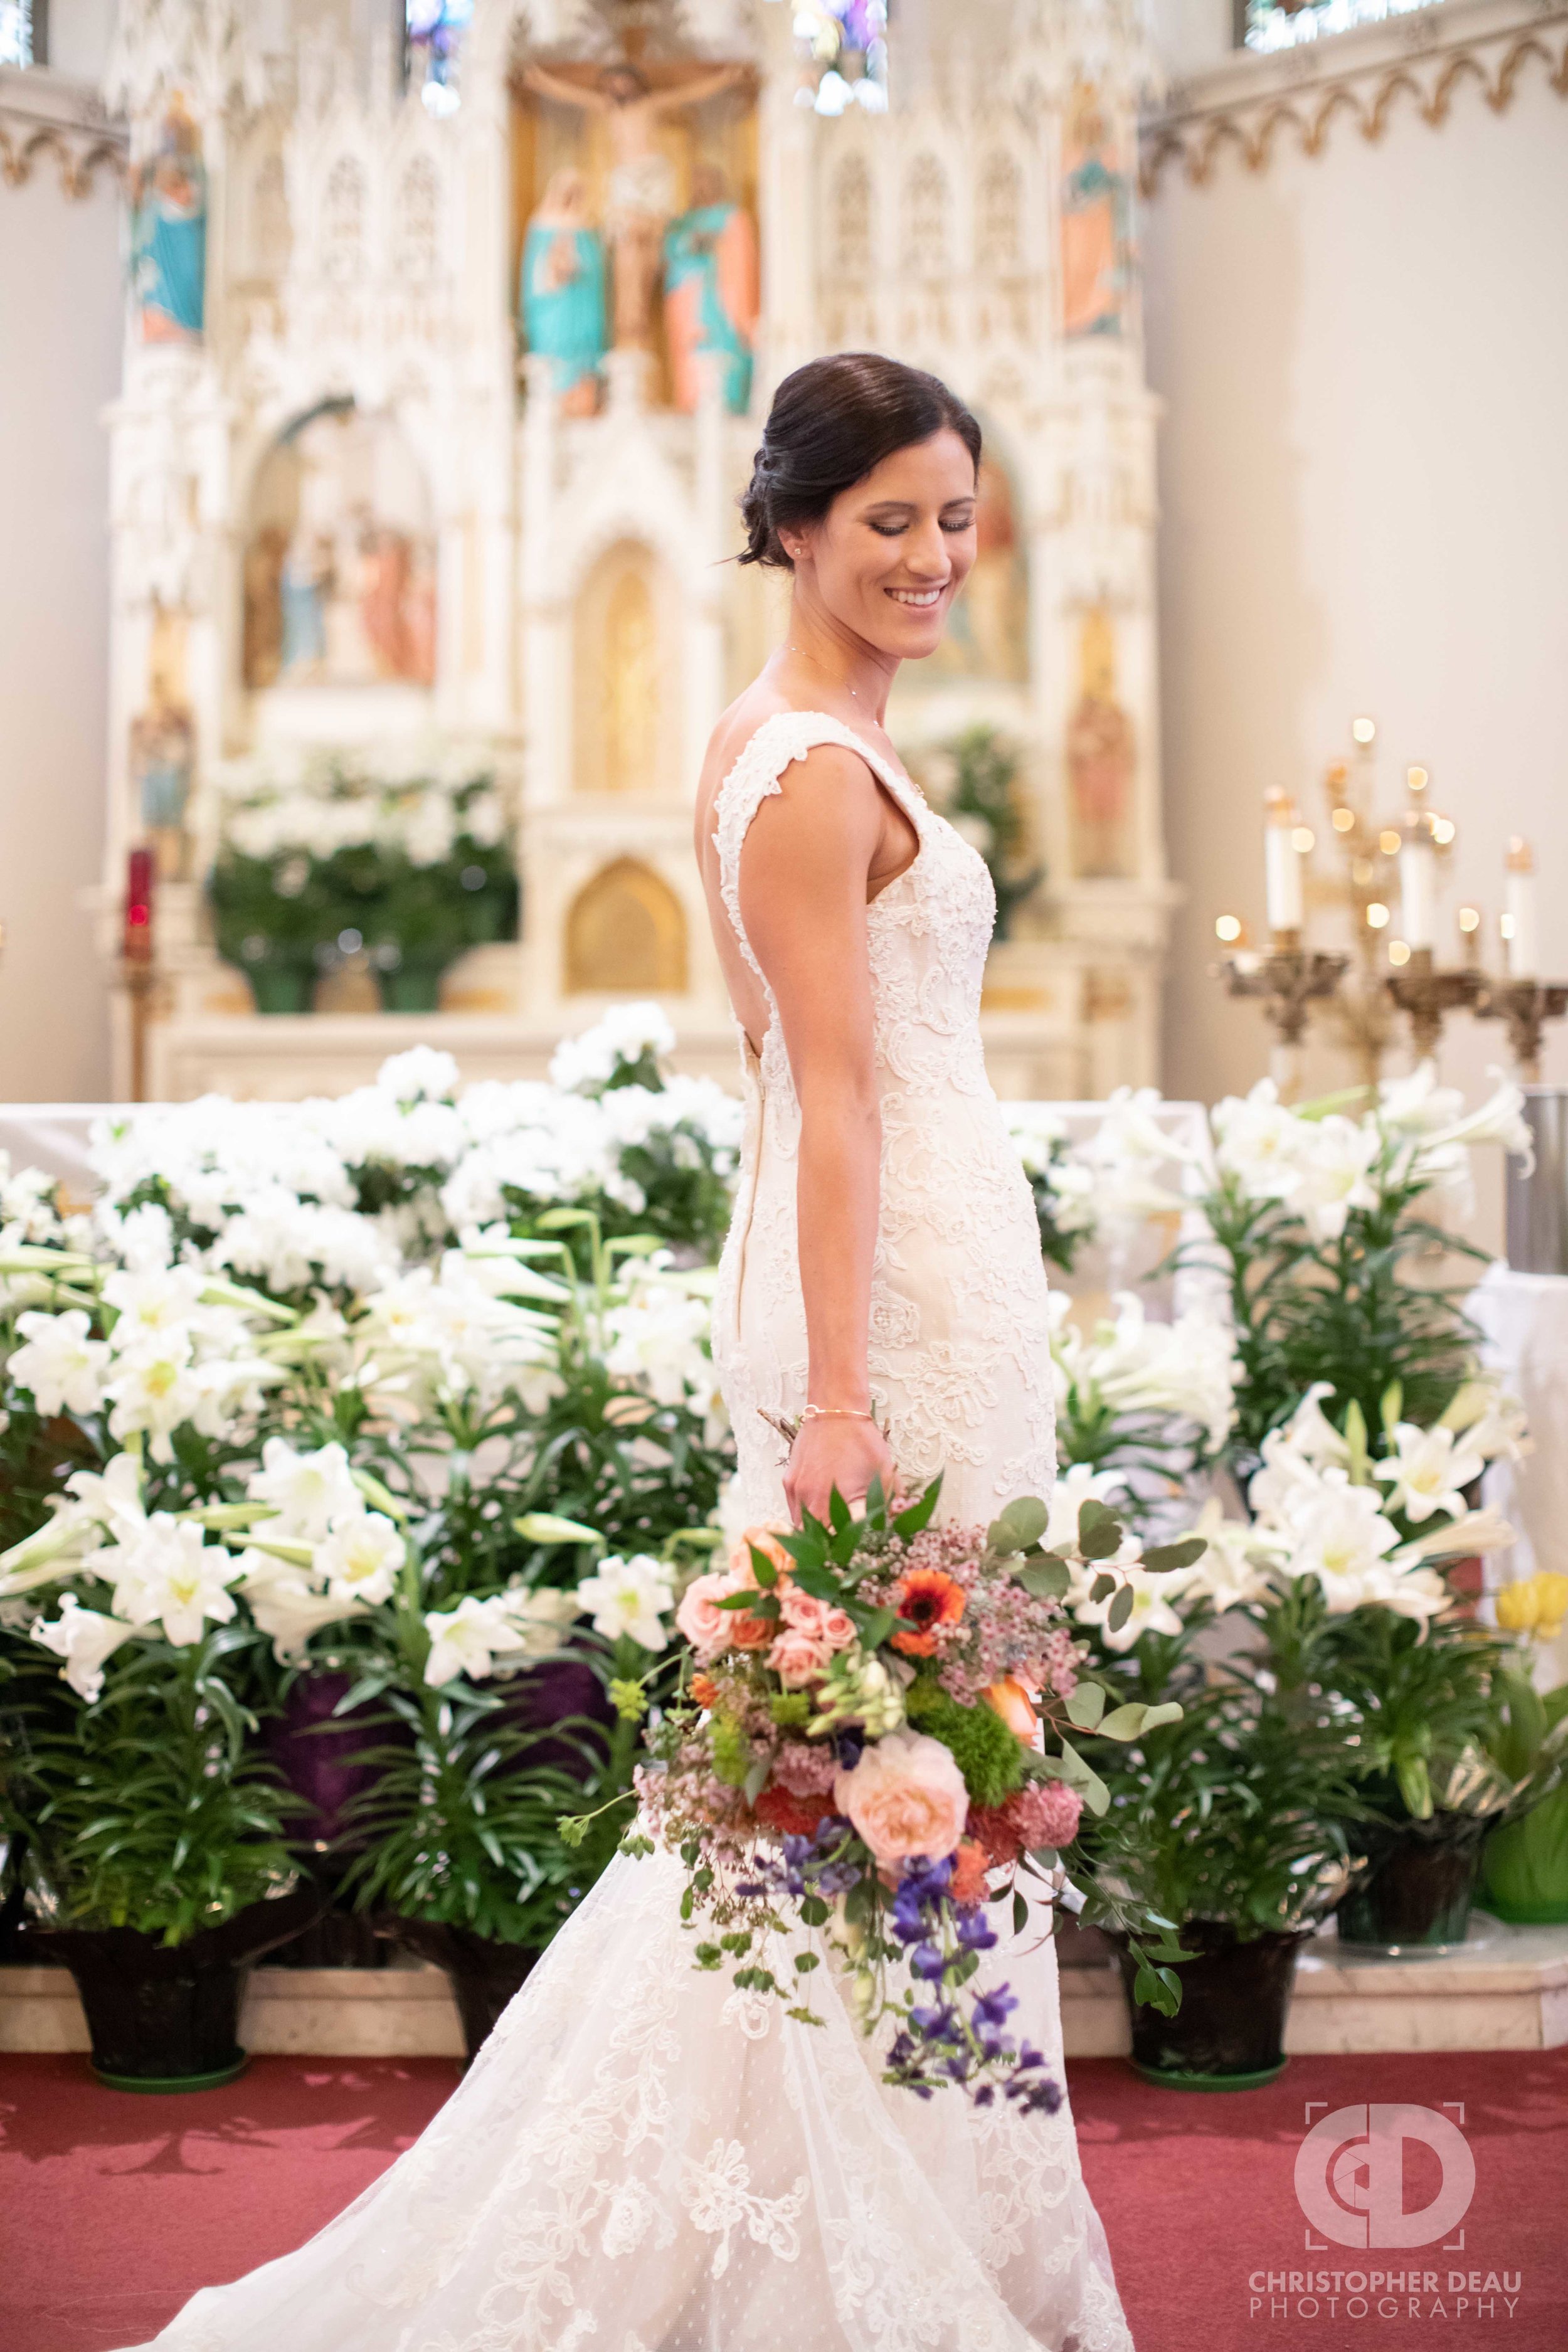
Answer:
[{"left": 125, "top": 355, "right": 1133, "bottom": 2352}]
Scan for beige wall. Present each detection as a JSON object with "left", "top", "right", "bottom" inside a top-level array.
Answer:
[
  {"left": 1142, "top": 64, "right": 1568, "bottom": 1170},
  {"left": 0, "top": 159, "right": 120, "bottom": 1099}
]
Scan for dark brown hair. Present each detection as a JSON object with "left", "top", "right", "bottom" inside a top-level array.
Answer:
[{"left": 738, "top": 352, "right": 982, "bottom": 569}]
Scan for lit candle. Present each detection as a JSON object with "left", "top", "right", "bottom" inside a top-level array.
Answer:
[
  {"left": 1264, "top": 789, "right": 1303, "bottom": 934},
  {"left": 124, "top": 846, "right": 155, "bottom": 964},
  {"left": 1400, "top": 824, "right": 1436, "bottom": 952},
  {"left": 1505, "top": 839, "right": 1538, "bottom": 978}
]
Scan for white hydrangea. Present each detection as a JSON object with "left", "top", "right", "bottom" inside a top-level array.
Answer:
[{"left": 549, "top": 1002, "right": 677, "bottom": 1094}]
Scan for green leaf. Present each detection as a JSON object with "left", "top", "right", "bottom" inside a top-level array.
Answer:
[
  {"left": 1078, "top": 1500, "right": 1125, "bottom": 1562},
  {"left": 747, "top": 1541, "right": 779, "bottom": 1589},
  {"left": 1098, "top": 1700, "right": 1182, "bottom": 1741},
  {"left": 1106, "top": 1586, "right": 1135, "bottom": 1634},
  {"left": 997, "top": 1496, "right": 1049, "bottom": 1549},
  {"left": 1053, "top": 1735, "right": 1110, "bottom": 1817},
  {"left": 1012, "top": 1888, "right": 1029, "bottom": 1936},
  {"left": 798, "top": 1894, "right": 830, "bottom": 1927},
  {"left": 1066, "top": 1682, "right": 1106, "bottom": 1730},
  {"left": 1380, "top": 1379, "right": 1404, "bottom": 1435},
  {"left": 855, "top": 1606, "right": 897, "bottom": 1652},
  {"left": 829, "top": 1487, "right": 852, "bottom": 1538},
  {"left": 1396, "top": 1752, "right": 1434, "bottom": 1820},
  {"left": 1142, "top": 1537, "right": 1206, "bottom": 1574},
  {"left": 1089, "top": 1572, "right": 1116, "bottom": 1604},
  {"left": 893, "top": 1475, "right": 943, "bottom": 1539},
  {"left": 1017, "top": 1557, "right": 1071, "bottom": 1601},
  {"left": 1131, "top": 1960, "right": 1184, "bottom": 2017}
]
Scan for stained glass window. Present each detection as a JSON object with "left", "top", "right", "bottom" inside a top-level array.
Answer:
[
  {"left": 405, "top": 0, "right": 473, "bottom": 115},
  {"left": 775, "top": 0, "right": 888, "bottom": 115},
  {"left": 0, "top": 0, "right": 43, "bottom": 69},
  {"left": 1239, "top": 0, "right": 1444, "bottom": 53}
]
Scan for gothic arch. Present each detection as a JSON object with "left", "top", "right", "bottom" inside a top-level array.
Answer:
[
  {"left": 902, "top": 153, "right": 951, "bottom": 281},
  {"left": 564, "top": 859, "right": 689, "bottom": 995}
]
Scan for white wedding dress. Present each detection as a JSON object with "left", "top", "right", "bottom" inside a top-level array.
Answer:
[{"left": 126, "top": 712, "right": 1133, "bottom": 2352}]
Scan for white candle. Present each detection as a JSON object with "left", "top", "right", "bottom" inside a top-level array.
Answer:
[
  {"left": 1400, "top": 831, "right": 1436, "bottom": 951},
  {"left": 1264, "top": 790, "right": 1303, "bottom": 933},
  {"left": 1506, "top": 839, "right": 1538, "bottom": 978}
]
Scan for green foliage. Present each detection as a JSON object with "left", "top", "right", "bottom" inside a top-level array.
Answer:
[
  {"left": 1191, "top": 1163, "right": 1487, "bottom": 1478},
  {"left": 342, "top": 1682, "right": 612, "bottom": 1945},
  {"left": 928, "top": 725, "right": 1042, "bottom": 941},
  {"left": 1, "top": 1629, "right": 295, "bottom": 1945},
  {"left": 904, "top": 1680, "right": 1025, "bottom": 1808},
  {"left": 1080, "top": 1682, "right": 1362, "bottom": 1938},
  {"left": 209, "top": 818, "right": 517, "bottom": 997}
]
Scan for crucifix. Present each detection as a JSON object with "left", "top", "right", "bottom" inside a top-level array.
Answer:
[{"left": 522, "top": 55, "right": 748, "bottom": 353}]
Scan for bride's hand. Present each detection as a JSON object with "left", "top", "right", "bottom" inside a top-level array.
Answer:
[{"left": 783, "top": 1413, "right": 895, "bottom": 1529}]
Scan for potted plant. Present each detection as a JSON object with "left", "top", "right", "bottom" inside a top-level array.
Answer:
[
  {"left": 2, "top": 1628, "right": 314, "bottom": 2089},
  {"left": 207, "top": 742, "right": 517, "bottom": 1015},
  {"left": 1478, "top": 1573, "right": 1568, "bottom": 1925},
  {"left": 1078, "top": 1656, "right": 1359, "bottom": 2088}
]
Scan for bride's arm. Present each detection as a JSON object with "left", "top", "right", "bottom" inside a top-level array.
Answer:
[{"left": 739, "top": 745, "right": 898, "bottom": 1523}]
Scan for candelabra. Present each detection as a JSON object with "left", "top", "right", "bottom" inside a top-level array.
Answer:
[
  {"left": 1474, "top": 979, "right": 1568, "bottom": 1084},
  {"left": 1216, "top": 933, "right": 1348, "bottom": 1047},
  {"left": 1385, "top": 947, "right": 1480, "bottom": 1063},
  {"left": 1213, "top": 722, "right": 1562, "bottom": 1088},
  {"left": 122, "top": 847, "right": 157, "bottom": 1104}
]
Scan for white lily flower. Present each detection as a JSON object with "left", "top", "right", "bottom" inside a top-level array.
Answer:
[
  {"left": 238, "top": 1554, "right": 369, "bottom": 1661},
  {"left": 63, "top": 1451, "right": 148, "bottom": 1540},
  {"left": 1044, "top": 1462, "right": 1130, "bottom": 1556},
  {"left": 1374, "top": 1422, "right": 1488, "bottom": 1523},
  {"left": 1269, "top": 1471, "right": 1404, "bottom": 1611},
  {"left": 1392, "top": 1506, "right": 1517, "bottom": 1565},
  {"left": 8, "top": 1309, "right": 112, "bottom": 1416},
  {"left": 105, "top": 1334, "right": 203, "bottom": 1462},
  {"left": 1179, "top": 1497, "right": 1276, "bottom": 1612},
  {"left": 105, "top": 1514, "right": 240, "bottom": 1645},
  {"left": 315, "top": 1510, "right": 406, "bottom": 1606},
  {"left": 102, "top": 1264, "right": 207, "bottom": 1342},
  {"left": 32, "top": 1594, "right": 138, "bottom": 1700},
  {"left": 248, "top": 1438, "right": 363, "bottom": 1543},
  {"left": 423, "top": 1592, "right": 536, "bottom": 1687},
  {"left": 575, "top": 1554, "right": 674, "bottom": 1650}
]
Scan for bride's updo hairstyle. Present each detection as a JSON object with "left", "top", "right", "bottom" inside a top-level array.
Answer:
[{"left": 739, "top": 352, "right": 981, "bottom": 569}]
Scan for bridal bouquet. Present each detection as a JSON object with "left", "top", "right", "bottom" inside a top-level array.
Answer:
[{"left": 596, "top": 1476, "right": 1194, "bottom": 2111}]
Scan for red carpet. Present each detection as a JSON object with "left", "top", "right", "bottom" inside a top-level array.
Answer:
[{"left": 2, "top": 2048, "right": 1565, "bottom": 2351}]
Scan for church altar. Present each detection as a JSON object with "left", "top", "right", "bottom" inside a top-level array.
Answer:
[{"left": 99, "top": 0, "right": 1174, "bottom": 1106}]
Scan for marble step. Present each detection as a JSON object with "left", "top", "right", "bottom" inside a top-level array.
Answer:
[
  {"left": 3, "top": 1916, "right": 1564, "bottom": 2061},
  {"left": 1058, "top": 1916, "right": 1568, "bottom": 2057}
]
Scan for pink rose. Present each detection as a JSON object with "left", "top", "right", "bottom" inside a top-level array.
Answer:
[
  {"left": 780, "top": 1587, "right": 829, "bottom": 1634},
  {"left": 833, "top": 1730, "right": 969, "bottom": 1867},
  {"left": 821, "top": 1607, "right": 857, "bottom": 1651},
  {"left": 768, "top": 1628, "right": 832, "bottom": 1688},
  {"left": 675, "top": 1571, "right": 738, "bottom": 1656}
]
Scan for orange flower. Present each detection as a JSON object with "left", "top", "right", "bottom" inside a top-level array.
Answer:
[
  {"left": 949, "top": 1838, "right": 993, "bottom": 1910},
  {"left": 889, "top": 1567, "right": 967, "bottom": 1658},
  {"left": 983, "top": 1676, "right": 1037, "bottom": 1741},
  {"left": 689, "top": 1672, "right": 719, "bottom": 1709},
  {"left": 731, "top": 1527, "right": 793, "bottom": 1587}
]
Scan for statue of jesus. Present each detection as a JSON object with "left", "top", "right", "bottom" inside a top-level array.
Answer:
[{"left": 521, "top": 56, "right": 748, "bottom": 354}]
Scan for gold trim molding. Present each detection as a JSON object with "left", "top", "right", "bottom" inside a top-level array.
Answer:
[
  {"left": 0, "top": 67, "right": 127, "bottom": 199},
  {"left": 1140, "top": 0, "right": 1568, "bottom": 192}
]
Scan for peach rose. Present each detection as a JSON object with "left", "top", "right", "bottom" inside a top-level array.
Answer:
[
  {"left": 984, "top": 1676, "right": 1038, "bottom": 1742},
  {"left": 722, "top": 1576, "right": 776, "bottom": 1649},
  {"left": 780, "top": 1587, "right": 861, "bottom": 1653},
  {"left": 833, "top": 1730, "right": 969, "bottom": 1867},
  {"left": 821, "top": 1606, "right": 857, "bottom": 1652},
  {"left": 674, "top": 1572, "right": 737, "bottom": 1656},
  {"left": 768, "top": 1627, "right": 832, "bottom": 1688},
  {"left": 731, "top": 1527, "right": 793, "bottom": 1586}
]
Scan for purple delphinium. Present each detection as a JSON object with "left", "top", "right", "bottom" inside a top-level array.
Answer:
[{"left": 883, "top": 1853, "right": 1062, "bottom": 2114}]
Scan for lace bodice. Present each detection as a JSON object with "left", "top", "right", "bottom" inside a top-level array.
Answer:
[{"left": 709, "top": 709, "right": 1057, "bottom": 1525}]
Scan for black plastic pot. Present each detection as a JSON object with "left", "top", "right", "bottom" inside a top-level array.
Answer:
[
  {"left": 1336, "top": 1813, "right": 1486, "bottom": 1953},
  {"left": 384, "top": 1918, "right": 540, "bottom": 2060},
  {"left": 1112, "top": 1920, "right": 1308, "bottom": 2090},
  {"left": 33, "top": 1883, "right": 320, "bottom": 2091}
]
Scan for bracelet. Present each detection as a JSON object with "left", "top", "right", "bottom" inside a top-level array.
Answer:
[{"left": 799, "top": 1403, "right": 876, "bottom": 1423}]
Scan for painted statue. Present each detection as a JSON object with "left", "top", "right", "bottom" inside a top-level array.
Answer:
[
  {"left": 1066, "top": 608, "right": 1136, "bottom": 879},
  {"left": 663, "top": 164, "right": 758, "bottom": 415},
  {"left": 520, "top": 169, "right": 608, "bottom": 418},
  {"left": 245, "top": 405, "right": 437, "bottom": 692},
  {"left": 521, "top": 56, "right": 747, "bottom": 354},
  {"left": 129, "top": 608, "right": 195, "bottom": 880},
  {"left": 933, "top": 460, "right": 1027, "bottom": 682},
  {"left": 129, "top": 95, "right": 207, "bottom": 345},
  {"left": 1060, "top": 82, "right": 1133, "bottom": 341}
]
